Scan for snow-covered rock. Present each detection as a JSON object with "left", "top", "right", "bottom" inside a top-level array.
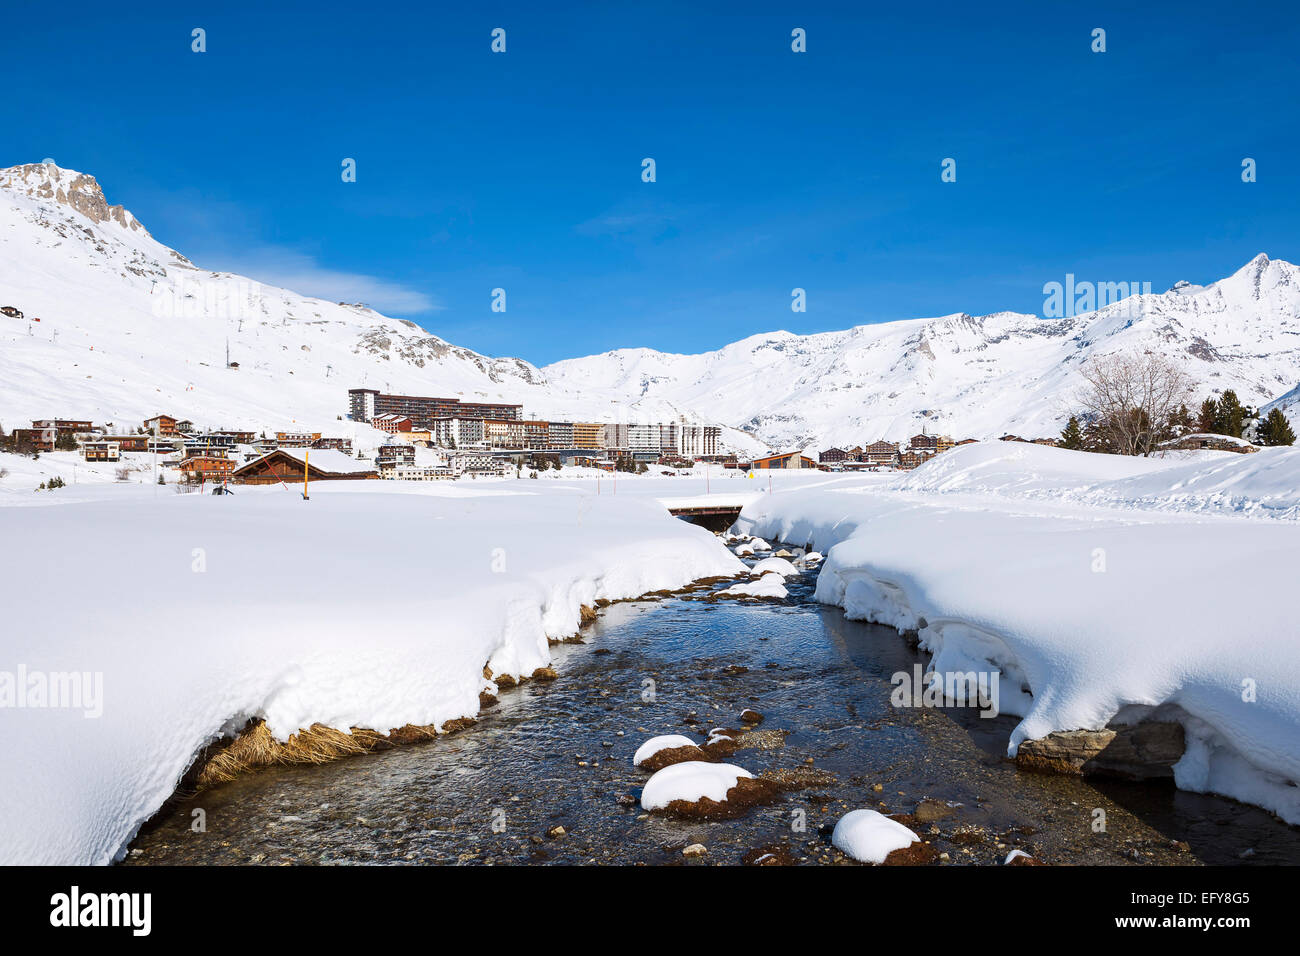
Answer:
[
  {"left": 749, "top": 556, "right": 800, "bottom": 577},
  {"left": 831, "top": 809, "right": 920, "bottom": 863},
  {"left": 632, "top": 734, "right": 706, "bottom": 770},
  {"left": 640, "top": 761, "right": 753, "bottom": 811},
  {"left": 718, "top": 572, "right": 788, "bottom": 599}
]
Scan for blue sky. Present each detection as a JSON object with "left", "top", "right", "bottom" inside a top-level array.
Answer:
[{"left": 6, "top": 1, "right": 1299, "bottom": 365}]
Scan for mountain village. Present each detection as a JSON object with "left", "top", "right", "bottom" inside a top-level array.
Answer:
[{"left": 3, "top": 159, "right": 1300, "bottom": 876}]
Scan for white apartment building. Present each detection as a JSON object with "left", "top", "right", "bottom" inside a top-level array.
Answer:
[
  {"left": 600, "top": 422, "right": 721, "bottom": 458},
  {"left": 547, "top": 421, "right": 575, "bottom": 447},
  {"left": 430, "top": 416, "right": 486, "bottom": 449},
  {"left": 677, "top": 424, "right": 721, "bottom": 458}
]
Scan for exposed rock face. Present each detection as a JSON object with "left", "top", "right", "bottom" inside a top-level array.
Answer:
[
  {"left": 0, "top": 163, "right": 147, "bottom": 234},
  {"left": 1016, "top": 722, "right": 1185, "bottom": 780}
]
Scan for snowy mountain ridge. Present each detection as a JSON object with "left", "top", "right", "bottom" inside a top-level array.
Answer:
[{"left": 1, "top": 161, "right": 1297, "bottom": 452}]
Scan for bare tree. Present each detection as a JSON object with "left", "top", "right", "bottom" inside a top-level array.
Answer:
[{"left": 1076, "top": 351, "right": 1192, "bottom": 456}]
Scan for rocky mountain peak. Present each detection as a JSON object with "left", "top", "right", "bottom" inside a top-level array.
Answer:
[{"left": 0, "top": 162, "right": 149, "bottom": 236}]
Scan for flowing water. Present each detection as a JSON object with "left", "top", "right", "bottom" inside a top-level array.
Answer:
[{"left": 123, "top": 565, "right": 1300, "bottom": 866}]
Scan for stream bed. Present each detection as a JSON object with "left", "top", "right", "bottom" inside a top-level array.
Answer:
[{"left": 123, "top": 566, "right": 1300, "bottom": 865}]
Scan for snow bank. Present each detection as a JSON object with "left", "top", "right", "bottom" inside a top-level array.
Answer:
[
  {"left": 737, "top": 442, "right": 1300, "bottom": 823},
  {"left": 0, "top": 482, "right": 745, "bottom": 864},
  {"left": 640, "top": 762, "right": 752, "bottom": 810},
  {"left": 831, "top": 809, "right": 919, "bottom": 863},
  {"left": 895, "top": 440, "right": 1300, "bottom": 520}
]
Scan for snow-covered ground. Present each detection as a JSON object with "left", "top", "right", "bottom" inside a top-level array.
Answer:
[
  {"left": 0, "top": 477, "right": 746, "bottom": 865},
  {"left": 735, "top": 441, "right": 1300, "bottom": 824}
]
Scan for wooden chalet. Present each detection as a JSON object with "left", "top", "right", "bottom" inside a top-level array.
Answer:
[
  {"left": 233, "top": 448, "right": 377, "bottom": 484},
  {"left": 179, "top": 455, "right": 235, "bottom": 481}
]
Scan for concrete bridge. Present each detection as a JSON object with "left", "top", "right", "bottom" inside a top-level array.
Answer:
[{"left": 658, "top": 494, "right": 757, "bottom": 532}]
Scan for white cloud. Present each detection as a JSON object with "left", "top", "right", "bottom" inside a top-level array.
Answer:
[{"left": 201, "top": 247, "right": 441, "bottom": 316}]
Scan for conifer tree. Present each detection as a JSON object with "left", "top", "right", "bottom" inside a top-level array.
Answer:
[
  {"left": 1214, "top": 390, "right": 1246, "bottom": 437},
  {"left": 1059, "top": 415, "right": 1084, "bottom": 450},
  {"left": 1257, "top": 408, "right": 1296, "bottom": 446},
  {"left": 1197, "top": 397, "right": 1218, "bottom": 434}
]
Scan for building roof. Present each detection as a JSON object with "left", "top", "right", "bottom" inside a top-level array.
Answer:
[{"left": 235, "top": 448, "right": 376, "bottom": 476}]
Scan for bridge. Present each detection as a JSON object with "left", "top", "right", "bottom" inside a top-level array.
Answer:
[{"left": 658, "top": 494, "right": 758, "bottom": 531}]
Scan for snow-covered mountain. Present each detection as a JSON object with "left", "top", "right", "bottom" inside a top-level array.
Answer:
[
  {"left": 545, "top": 257, "right": 1300, "bottom": 450},
  {"left": 2, "top": 161, "right": 1297, "bottom": 453},
  {"left": 0, "top": 163, "right": 557, "bottom": 437}
]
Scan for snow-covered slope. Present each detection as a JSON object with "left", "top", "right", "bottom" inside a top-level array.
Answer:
[
  {"left": 0, "top": 163, "right": 562, "bottom": 435},
  {"left": 2, "top": 162, "right": 1298, "bottom": 451},
  {"left": 545, "top": 257, "right": 1300, "bottom": 450}
]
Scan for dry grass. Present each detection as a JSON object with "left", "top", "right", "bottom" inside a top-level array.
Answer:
[{"left": 194, "top": 719, "right": 450, "bottom": 787}]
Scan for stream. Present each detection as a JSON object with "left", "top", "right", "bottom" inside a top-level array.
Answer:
[{"left": 123, "top": 561, "right": 1300, "bottom": 866}]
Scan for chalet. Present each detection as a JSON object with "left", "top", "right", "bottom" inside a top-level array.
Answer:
[
  {"left": 213, "top": 430, "right": 256, "bottom": 444},
  {"left": 190, "top": 434, "right": 236, "bottom": 449},
  {"left": 909, "top": 433, "right": 939, "bottom": 453},
  {"left": 898, "top": 450, "right": 932, "bottom": 471},
  {"left": 144, "top": 415, "right": 179, "bottom": 437},
  {"left": 81, "top": 441, "right": 121, "bottom": 462},
  {"left": 175, "top": 419, "right": 196, "bottom": 433},
  {"left": 375, "top": 444, "right": 416, "bottom": 466},
  {"left": 1031, "top": 438, "right": 1058, "bottom": 447},
  {"left": 752, "top": 451, "right": 816, "bottom": 470},
  {"left": 102, "top": 435, "right": 149, "bottom": 452},
  {"left": 1, "top": 305, "right": 23, "bottom": 319},
  {"left": 311, "top": 436, "right": 355, "bottom": 454},
  {"left": 233, "top": 448, "right": 378, "bottom": 484},
  {"left": 954, "top": 438, "right": 980, "bottom": 447},
  {"left": 385, "top": 463, "right": 455, "bottom": 481},
  {"left": 179, "top": 455, "right": 235, "bottom": 481},
  {"left": 275, "top": 431, "right": 321, "bottom": 447},
  {"left": 935, "top": 436, "right": 955, "bottom": 453},
  {"left": 32, "top": 419, "right": 93, "bottom": 436},
  {"left": 180, "top": 440, "right": 230, "bottom": 459},
  {"left": 863, "top": 440, "right": 900, "bottom": 465},
  {"left": 819, "top": 447, "right": 850, "bottom": 464},
  {"left": 13, "top": 427, "right": 55, "bottom": 453},
  {"left": 147, "top": 437, "right": 183, "bottom": 454},
  {"left": 372, "top": 414, "right": 414, "bottom": 434},
  {"left": 999, "top": 434, "right": 1028, "bottom": 443}
]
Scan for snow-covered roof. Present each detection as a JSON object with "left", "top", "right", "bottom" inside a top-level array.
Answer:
[{"left": 246, "top": 448, "right": 374, "bottom": 474}]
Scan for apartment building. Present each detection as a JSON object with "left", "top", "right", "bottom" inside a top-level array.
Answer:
[
  {"left": 347, "top": 388, "right": 522, "bottom": 427},
  {"left": 547, "top": 421, "right": 575, "bottom": 448},
  {"left": 677, "top": 424, "right": 721, "bottom": 458},
  {"left": 430, "top": 416, "right": 486, "bottom": 449},
  {"left": 571, "top": 423, "right": 604, "bottom": 449}
]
